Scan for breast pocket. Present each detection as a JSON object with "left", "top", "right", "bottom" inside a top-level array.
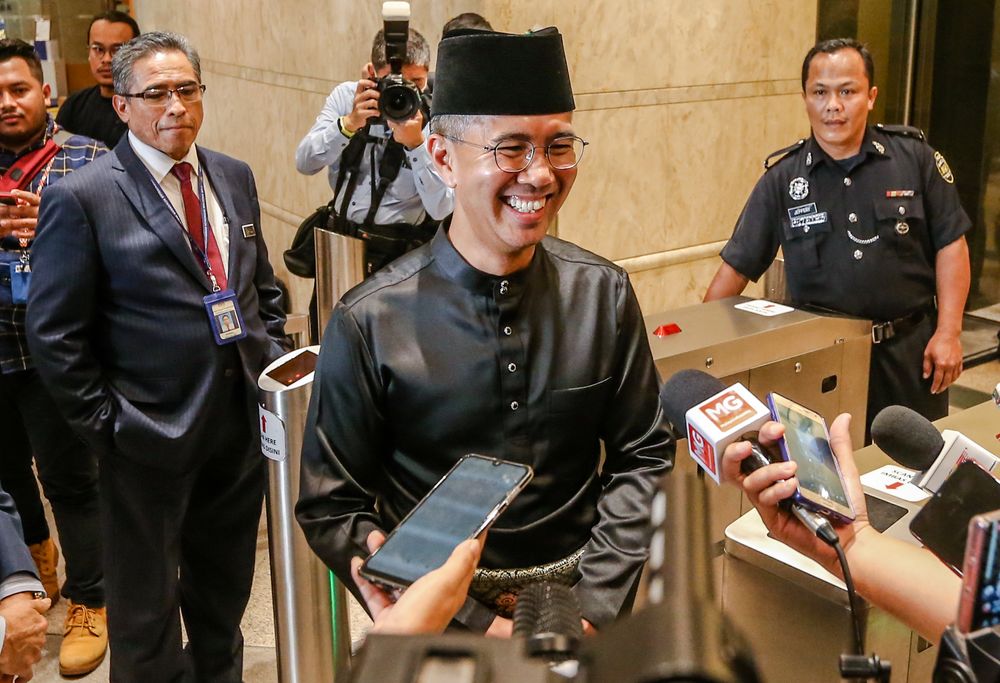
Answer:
[
  {"left": 874, "top": 196, "right": 925, "bottom": 256},
  {"left": 781, "top": 211, "right": 832, "bottom": 270}
]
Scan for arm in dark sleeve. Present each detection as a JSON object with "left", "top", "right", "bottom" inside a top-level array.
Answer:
[
  {"left": 25, "top": 182, "right": 115, "bottom": 454},
  {"left": 572, "top": 273, "right": 675, "bottom": 628},
  {"left": 719, "top": 172, "right": 782, "bottom": 282},
  {"left": 920, "top": 144, "right": 972, "bottom": 250},
  {"left": 245, "top": 165, "right": 290, "bottom": 359},
  {"left": 295, "top": 304, "right": 388, "bottom": 608},
  {"left": 0, "top": 486, "right": 36, "bottom": 583}
]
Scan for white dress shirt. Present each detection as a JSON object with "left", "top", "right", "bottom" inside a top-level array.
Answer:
[{"left": 128, "top": 131, "right": 229, "bottom": 276}]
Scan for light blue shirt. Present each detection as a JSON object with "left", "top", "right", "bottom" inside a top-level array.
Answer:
[{"left": 295, "top": 80, "right": 453, "bottom": 225}]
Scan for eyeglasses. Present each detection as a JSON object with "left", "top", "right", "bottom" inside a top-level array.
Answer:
[
  {"left": 118, "top": 84, "right": 206, "bottom": 107},
  {"left": 441, "top": 134, "right": 588, "bottom": 173},
  {"left": 88, "top": 43, "right": 125, "bottom": 59}
]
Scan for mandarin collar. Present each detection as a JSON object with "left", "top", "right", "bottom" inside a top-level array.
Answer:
[{"left": 430, "top": 221, "right": 544, "bottom": 296}]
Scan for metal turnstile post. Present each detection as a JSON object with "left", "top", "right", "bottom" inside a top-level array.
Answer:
[
  {"left": 258, "top": 347, "right": 351, "bottom": 681},
  {"left": 314, "top": 227, "right": 365, "bottom": 341}
]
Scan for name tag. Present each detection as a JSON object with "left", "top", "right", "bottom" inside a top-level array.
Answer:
[
  {"left": 9, "top": 261, "right": 30, "bottom": 304},
  {"left": 204, "top": 289, "right": 248, "bottom": 345}
]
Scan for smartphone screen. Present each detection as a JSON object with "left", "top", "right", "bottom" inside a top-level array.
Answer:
[
  {"left": 361, "top": 454, "right": 533, "bottom": 589},
  {"left": 910, "top": 461, "right": 1000, "bottom": 575},
  {"left": 960, "top": 511, "right": 1000, "bottom": 631},
  {"left": 767, "top": 392, "right": 855, "bottom": 522}
]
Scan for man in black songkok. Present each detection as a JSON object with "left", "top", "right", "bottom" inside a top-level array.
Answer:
[{"left": 297, "top": 27, "right": 674, "bottom": 635}]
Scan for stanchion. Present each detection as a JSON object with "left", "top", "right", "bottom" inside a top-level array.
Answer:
[{"left": 258, "top": 347, "right": 351, "bottom": 681}]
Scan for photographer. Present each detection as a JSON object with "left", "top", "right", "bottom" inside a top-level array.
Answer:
[{"left": 295, "top": 26, "right": 452, "bottom": 275}]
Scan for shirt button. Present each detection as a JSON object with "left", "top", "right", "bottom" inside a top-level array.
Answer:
[
  {"left": 898, "top": 206, "right": 906, "bottom": 215},
  {"left": 844, "top": 177, "right": 852, "bottom": 186},
  {"left": 848, "top": 212, "right": 858, "bottom": 223},
  {"left": 510, "top": 401, "right": 519, "bottom": 411},
  {"left": 507, "top": 362, "right": 517, "bottom": 373},
  {"left": 499, "top": 279, "right": 509, "bottom": 295},
  {"left": 803, "top": 226, "right": 811, "bottom": 233},
  {"left": 503, "top": 326, "right": 513, "bottom": 336}
]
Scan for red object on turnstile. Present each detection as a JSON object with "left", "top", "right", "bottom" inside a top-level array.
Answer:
[{"left": 654, "top": 323, "right": 682, "bottom": 337}]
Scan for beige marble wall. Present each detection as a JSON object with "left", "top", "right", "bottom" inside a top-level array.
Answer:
[{"left": 135, "top": 0, "right": 816, "bottom": 315}]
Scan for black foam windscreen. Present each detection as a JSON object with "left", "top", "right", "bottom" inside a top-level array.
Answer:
[
  {"left": 870, "top": 405, "right": 944, "bottom": 471},
  {"left": 512, "top": 582, "right": 582, "bottom": 662},
  {"left": 659, "top": 368, "right": 727, "bottom": 433}
]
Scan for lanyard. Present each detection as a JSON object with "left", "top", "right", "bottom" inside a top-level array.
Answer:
[{"left": 144, "top": 162, "right": 220, "bottom": 291}]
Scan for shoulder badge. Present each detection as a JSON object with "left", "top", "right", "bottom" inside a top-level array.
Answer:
[
  {"left": 875, "top": 123, "right": 926, "bottom": 141},
  {"left": 871, "top": 140, "right": 885, "bottom": 155},
  {"left": 934, "top": 151, "right": 955, "bottom": 183},
  {"left": 764, "top": 139, "right": 806, "bottom": 170}
]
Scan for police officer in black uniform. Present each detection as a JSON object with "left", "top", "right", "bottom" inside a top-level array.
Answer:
[{"left": 705, "top": 38, "right": 971, "bottom": 437}]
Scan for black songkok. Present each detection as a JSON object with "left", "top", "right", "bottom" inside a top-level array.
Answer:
[{"left": 431, "top": 27, "right": 575, "bottom": 117}]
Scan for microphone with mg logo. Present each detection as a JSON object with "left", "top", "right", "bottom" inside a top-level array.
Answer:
[{"left": 660, "top": 369, "right": 773, "bottom": 483}]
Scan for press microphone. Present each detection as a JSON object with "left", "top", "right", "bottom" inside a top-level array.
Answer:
[
  {"left": 871, "top": 406, "right": 999, "bottom": 493},
  {"left": 512, "top": 581, "right": 582, "bottom": 664},
  {"left": 659, "top": 369, "right": 838, "bottom": 545},
  {"left": 659, "top": 369, "right": 772, "bottom": 483}
]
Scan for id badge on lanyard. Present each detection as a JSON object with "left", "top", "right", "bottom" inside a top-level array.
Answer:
[
  {"left": 149, "top": 164, "right": 247, "bottom": 345},
  {"left": 9, "top": 251, "right": 30, "bottom": 304}
]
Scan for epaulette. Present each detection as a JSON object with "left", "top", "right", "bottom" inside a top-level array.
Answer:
[
  {"left": 875, "top": 123, "right": 925, "bottom": 141},
  {"left": 763, "top": 139, "right": 806, "bottom": 170}
]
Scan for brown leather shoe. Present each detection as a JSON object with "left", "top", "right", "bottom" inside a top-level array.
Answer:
[
  {"left": 28, "top": 538, "right": 60, "bottom": 604},
  {"left": 60, "top": 602, "right": 108, "bottom": 676}
]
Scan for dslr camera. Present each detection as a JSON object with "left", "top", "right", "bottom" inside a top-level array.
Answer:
[{"left": 376, "top": 1, "right": 429, "bottom": 123}]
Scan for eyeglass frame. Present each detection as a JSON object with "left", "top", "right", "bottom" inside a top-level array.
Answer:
[
  {"left": 117, "top": 83, "right": 207, "bottom": 106},
  {"left": 88, "top": 43, "right": 127, "bottom": 59},
  {"left": 438, "top": 133, "right": 589, "bottom": 173}
]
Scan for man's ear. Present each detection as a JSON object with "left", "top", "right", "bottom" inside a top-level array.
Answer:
[
  {"left": 111, "top": 94, "right": 129, "bottom": 123},
  {"left": 427, "top": 134, "right": 457, "bottom": 188}
]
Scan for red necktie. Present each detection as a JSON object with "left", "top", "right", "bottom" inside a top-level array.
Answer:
[{"left": 171, "top": 162, "right": 227, "bottom": 289}]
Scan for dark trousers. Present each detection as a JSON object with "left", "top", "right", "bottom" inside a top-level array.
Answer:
[
  {"left": 866, "top": 314, "right": 949, "bottom": 440},
  {"left": 0, "top": 410, "right": 48, "bottom": 544},
  {"left": 100, "top": 389, "right": 264, "bottom": 683},
  {"left": 0, "top": 368, "right": 103, "bottom": 606}
]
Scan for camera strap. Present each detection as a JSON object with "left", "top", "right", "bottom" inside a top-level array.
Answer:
[{"left": 362, "top": 138, "right": 405, "bottom": 228}]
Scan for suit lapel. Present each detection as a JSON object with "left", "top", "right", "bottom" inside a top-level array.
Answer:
[
  {"left": 198, "top": 150, "right": 242, "bottom": 293},
  {"left": 112, "top": 140, "right": 213, "bottom": 290}
]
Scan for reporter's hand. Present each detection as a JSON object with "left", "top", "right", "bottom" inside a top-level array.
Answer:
[
  {"left": 0, "top": 190, "right": 40, "bottom": 242},
  {"left": 0, "top": 592, "right": 50, "bottom": 680},
  {"left": 351, "top": 529, "right": 484, "bottom": 635},
  {"left": 344, "top": 63, "right": 381, "bottom": 134},
  {"left": 719, "top": 420, "right": 785, "bottom": 485},
  {"left": 485, "top": 615, "right": 512, "bottom": 638},
  {"left": 387, "top": 112, "right": 424, "bottom": 150},
  {"left": 739, "top": 413, "right": 871, "bottom": 576}
]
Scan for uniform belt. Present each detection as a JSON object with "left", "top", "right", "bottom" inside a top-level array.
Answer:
[{"left": 871, "top": 306, "right": 934, "bottom": 344}]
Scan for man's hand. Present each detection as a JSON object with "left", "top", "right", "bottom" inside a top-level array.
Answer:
[
  {"left": 386, "top": 112, "right": 424, "bottom": 150},
  {"left": 0, "top": 190, "right": 41, "bottom": 242},
  {"left": 344, "top": 63, "right": 382, "bottom": 134},
  {"left": 0, "top": 592, "right": 50, "bottom": 680},
  {"left": 721, "top": 413, "right": 871, "bottom": 577},
  {"left": 719, "top": 420, "right": 785, "bottom": 486},
  {"left": 351, "top": 529, "right": 484, "bottom": 636},
  {"left": 923, "top": 329, "right": 963, "bottom": 394}
]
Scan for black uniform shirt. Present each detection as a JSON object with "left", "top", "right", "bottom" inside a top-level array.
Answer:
[
  {"left": 296, "top": 226, "right": 675, "bottom": 628},
  {"left": 721, "top": 125, "right": 970, "bottom": 320}
]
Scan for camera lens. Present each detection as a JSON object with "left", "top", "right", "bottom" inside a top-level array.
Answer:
[{"left": 378, "top": 75, "right": 421, "bottom": 122}]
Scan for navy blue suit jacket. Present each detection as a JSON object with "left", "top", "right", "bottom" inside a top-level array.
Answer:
[
  {"left": 0, "top": 485, "right": 36, "bottom": 582},
  {"left": 26, "top": 138, "right": 288, "bottom": 472}
]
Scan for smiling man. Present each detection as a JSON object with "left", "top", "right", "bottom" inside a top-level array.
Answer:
[
  {"left": 297, "top": 27, "right": 673, "bottom": 635},
  {"left": 27, "top": 32, "right": 287, "bottom": 681},
  {"left": 705, "top": 38, "right": 971, "bottom": 438}
]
